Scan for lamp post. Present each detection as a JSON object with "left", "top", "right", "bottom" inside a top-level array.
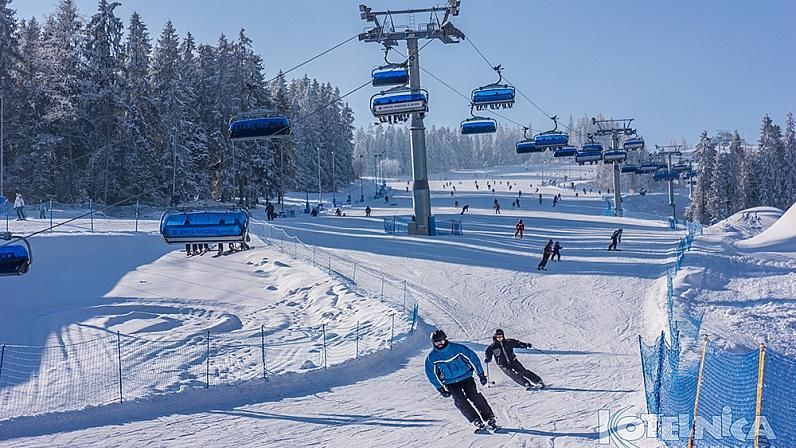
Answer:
[
  {"left": 1, "top": 90, "right": 4, "bottom": 199},
  {"left": 359, "top": 154, "right": 365, "bottom": 202},
  {"left": 317, "top": 147, "right": 322, "bottom": 206}
]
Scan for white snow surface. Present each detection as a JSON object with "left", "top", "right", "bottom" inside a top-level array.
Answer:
[
  {"left": 1, "top": 164, "right": 789, "bottom": 447},
  {"left": 736, "top": 203, "right": 796, "bottom": 251}
]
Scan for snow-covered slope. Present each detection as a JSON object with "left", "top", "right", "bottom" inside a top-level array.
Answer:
[{"left": 736, "top": 203, "right": 796, "bottom": 251}]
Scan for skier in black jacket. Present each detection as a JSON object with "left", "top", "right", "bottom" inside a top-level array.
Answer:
[{"left": 484, "top": 329, "right": 545, "bottom": 390}]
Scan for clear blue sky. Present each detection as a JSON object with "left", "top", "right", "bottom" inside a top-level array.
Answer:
[{"left": 13, "top": 0, "right": 796, "bottom": 147}]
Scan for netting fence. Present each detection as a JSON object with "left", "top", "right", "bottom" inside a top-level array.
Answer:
[
  {"left": 0, "top": 219, "right": 422, "bottom": 421},
  {"left": 638, "top": 217, "right": 793, "bottom": 447}
]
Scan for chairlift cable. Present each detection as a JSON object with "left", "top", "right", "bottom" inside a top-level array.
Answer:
[{"left": 265, "top": 34, "right": 359, "bottom": 85}]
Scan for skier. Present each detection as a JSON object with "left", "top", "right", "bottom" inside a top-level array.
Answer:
[
  {"left": 552, "top": 196, "right": 558, "bottom": 207},
  {"left": 14, "top": 192, "right": 26, "bottom": 221},
  {"left": 484, "top": 329, "right": 544, "bottom": 391},
  {"left": 537, "top": 239, "right": 553, "bottom": 270},
  {"left": 514, "top": 219, "right": 525, "bottom": 239},
  {"left": 608, "top": 228, "right": 623, "bottom": 251},
  {"left": 365, "top": 206, "right": 372, "bottom": 217},
  {"left": 265, "top": 202, "right": 275, "bottom": 221},
  {"left": 425, "top": 330, "right": 499, "bottom": 433},
  {"left": 461, "top": 204, "right": 470, "bottom": 215},
  {"left": 538, "top": 193, "right": 542, "bottom": 204},
  {"left": 552, "top": 241, "right": 562, "bottom": 261},
  {"left": 335, "top": 208, "right": 342, "bottom": 217},
  {"left": 518, "top": 190, "right": 522, "bottom": 198},
  {"left": 515, "top": 198, "right": 520, "bottom": 208},
  {"left": 384, "top": 195, "right": 389, "bottom": 204},
  {"left": 494, "top": 200, "right": 501, "bottom": 214}
]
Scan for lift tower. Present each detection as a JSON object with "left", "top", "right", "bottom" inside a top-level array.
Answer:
[
  {"left": 359, "top": 2, "right": 464, "bottom": 235},
  {"left": 655, "top": 144, "right": 683, "bottom": 224},
  {"left": 591, "top": 117, "right": 636, "bottom": 215}
]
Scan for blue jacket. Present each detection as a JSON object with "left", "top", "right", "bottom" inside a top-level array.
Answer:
[{"left": 425, "top": 342, "right": 484, "bottom": 389}]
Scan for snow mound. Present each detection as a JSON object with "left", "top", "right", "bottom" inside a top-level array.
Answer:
[
  {"left": 708, "top": 206, "right": 782, "bottom": 238},
  {"left": 736, "top": 203, "right": 796, "bottom": 251}
]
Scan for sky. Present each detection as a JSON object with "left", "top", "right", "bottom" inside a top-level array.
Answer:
[{"left": 12, "top": 0, "right": 796, "bottom": 148}]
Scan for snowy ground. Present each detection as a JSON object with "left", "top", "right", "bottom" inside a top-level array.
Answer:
[{"left": 2, "top": 162, "right": 789, "bottom": 447}]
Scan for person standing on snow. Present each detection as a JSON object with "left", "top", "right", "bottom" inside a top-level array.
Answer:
[
  {"left": 425, "top": 330, "right": 499, "bottom": 433},
  {"left": 552, "top": 241, "right": 562, "bottom": 261},
  {"left": 14, "top": 191, "right": 26, "bottom": 221},
  {"left": 514, "top": 219, "right": 525, "bottom": 239},
  {"left": 608, "top": 228, "right": 623, "bottom": 251},
  {"left": 537, "top": 239, "right": 553, "bottom": 270},
  {"left": 484, "top": 329, "right": 544, "bottom": 391}
]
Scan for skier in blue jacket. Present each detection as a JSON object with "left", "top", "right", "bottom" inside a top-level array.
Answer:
[{"left": 425, "top": 329, "right": 499, "bottom": 432}]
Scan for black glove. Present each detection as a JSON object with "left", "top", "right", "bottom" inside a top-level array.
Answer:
[
  {"left": 437, "top": 386, "right": 451, "bottom": 398},
  {"left": 484, "top": 357, "right": 490, "bottom": 364},
  {"left": 479, "top": 373, "right": 488, "bottom": 386}
]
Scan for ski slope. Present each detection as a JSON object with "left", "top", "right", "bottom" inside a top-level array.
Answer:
[{"left": 4, "top": 164, "right": 787, "bottom": 447}]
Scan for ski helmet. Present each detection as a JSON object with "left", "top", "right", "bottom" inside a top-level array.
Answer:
[
  {"left": 430, "top": 329, "right": 447, "bottom": 343},
  {"left": 494, "top": 329, "right": 505, "bottom": 337}
]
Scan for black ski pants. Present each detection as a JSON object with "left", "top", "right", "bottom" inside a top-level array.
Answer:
[
  {"left": 446, "top": 377, "right": 494, "bottom": 424},
  {"left": 499, "top": 359, "right": 543, "bottom": 387},
  {"left": 538, "top": 254, "right": 551, "bottom": 269},
  {"left": 608, "top": 237, "right": 618, "bottom": 250}
]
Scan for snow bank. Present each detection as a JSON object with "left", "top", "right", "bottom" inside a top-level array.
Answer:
[
  {"left": 707, "top": 206, "right": 782, "bottom": 238},
  {"left": 736, "top": 203, "right": 796, "bottom": 251}
]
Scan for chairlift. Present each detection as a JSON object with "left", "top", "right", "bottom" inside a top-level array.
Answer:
[
  {"left": 470, "top": 65, "right": 515, "bottom": 110},
  {"left": 371, "top": 48, "right": 409, "bottom": 87},
  {"left": 620, "top": 164, "right": 638, "bottom": 174},
  {"left": 603, "top": 149, "right": 628, "bottom": 163},
  {"left": 229, "top": 115, "right": 291, "bottom": 140},
  {"left": 533, "top": 116, "right": 568, "bottom": 149},
  {"left": 516, "top": 141, "right": 544, "bottom": 154},
  {"left": 637, "top": 162, "right": 659, "bottom": 174},
  {"left": 461, "top": 116, "right": 497, "bottom": 135},
  {"left": 553, "top": 146, "right": 578, "bottom": 158},
  {"left": 370, "top": 87, "right": 428, "bottom": 124},
  {"left": 0, "top": 233, "right": 32, "bottom": 276},
  {"left": 671, "top": 161, "right": 689, "bottom": 174},
  {"left": 160, "top": 209, "right": 250, "bottom": 244},
  {"left": 623, "top": 136, "right": 645, "bottom": 151},
  {"left": 516, "top": 127, "right": 543, "bottom": 153},
  {"left": 575, "top": 142, "right": 603, "bottom": 165}
]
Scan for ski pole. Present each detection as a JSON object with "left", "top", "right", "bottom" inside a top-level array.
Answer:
[
  {"left": 486, "top": 363, "right": 490, "bottom": 388},
  {"left": 531, "top": 347, "right": 559, "bottom": 362}
]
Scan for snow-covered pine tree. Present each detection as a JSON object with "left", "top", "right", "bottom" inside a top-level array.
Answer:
[
  {"left": 755, "top": 114, "right": 783, "bottom": 209},
  {"left": 82, "top": 0, "right": 126, "bottom": 205},
  {"left": 783, "top": 112, "right": 796, "bottom": 207},
  {"left": 120, "top": 12, "right": 160, "bottom": 203},
  {"left": 686, "top": 131, "right": 717, "bottom": 224},
  {"left": 269, "top": 71, "right": 294, "bottom": 205}
]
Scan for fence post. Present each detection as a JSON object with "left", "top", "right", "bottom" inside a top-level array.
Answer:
[
  {"left": 688, "top": 336, "right": 709, "bottom": 448},
  {"left": 352, "top": 262, "right": 357, "bottom": 284},
  {"left": 390, "top": 313, "right": 395, "bottom": 350},
  {"left": 355, "top": 321, "right": 360, "bottom": 359},
  {"left": 294, "top": 239, "right": 297, "bottom": 259},
  {"left": 754, "top": 343, "right": 766, "bottom": 448},
  {"left": 403, "top": 281, "right": 407, "bottom": 311},
  {"left": 380, "top": 274, "right": 385, "bottom": 301},
  {"left": 116, "top": 332, "right": 123, "bottom": 403},
  {"left": 410, "top": 304, "right": 418, "bottom": 333},
  {"left": 322, "top": 323, "right": 328, "bottom": 369},
  {"left": 313, "top": 246, "right": 316, "bottom": 266},
  {"left": 134, "top": 200, "right": 139, "bottom": 232},
  {"left": 49, "top": 198, "right": 53, "bottom": 232},
  {"left": 89, "top": 198, "right": 94, "bottom": 232},
  {"left": 261, "top": 325, "right": 268, "bottom": 382},
  {"left": 328, "top": 254, "right": 332, "bottom": 275},
  {"left": 205, "top": 330, "right": 210, "bottom": 388}
]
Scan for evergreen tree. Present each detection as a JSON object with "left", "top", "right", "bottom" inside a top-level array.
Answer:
[
  {"left": 687, "top": 131, "right": 717, "bottom": 223},
  {"left": 783, "top": 112, "right": 796, "bottom": 208}
]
